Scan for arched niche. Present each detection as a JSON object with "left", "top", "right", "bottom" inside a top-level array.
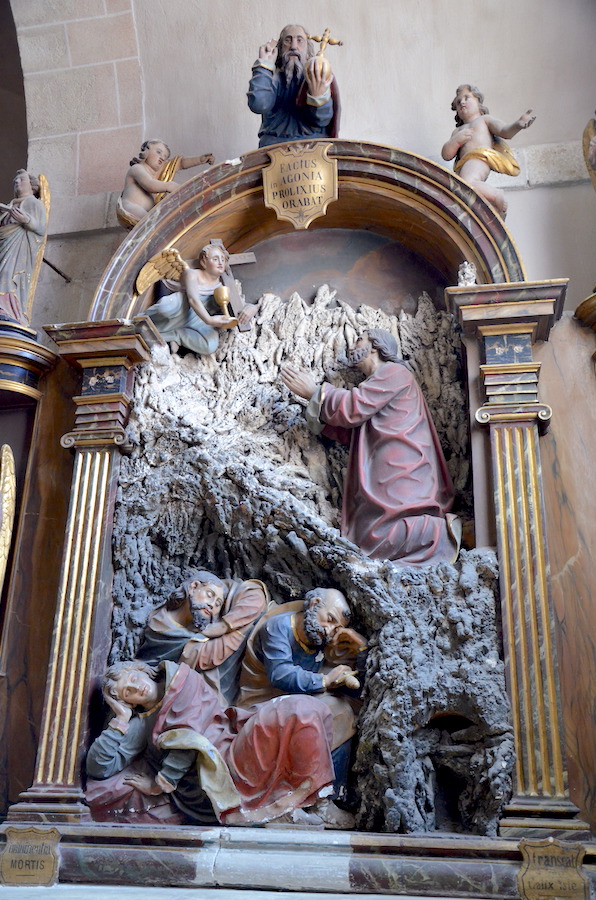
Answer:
[{"left": 90, "top": 140, "right": 526, "bottom": 321}]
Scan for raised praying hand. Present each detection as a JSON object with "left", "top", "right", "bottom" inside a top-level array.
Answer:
[
  {"left": 280, "top": 362, "right": 318, "bottom": 401},
  {"left": 259, "top": 39, "right": 277, "bottom": 62}
]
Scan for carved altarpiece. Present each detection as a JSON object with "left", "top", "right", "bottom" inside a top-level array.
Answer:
[{"left": 0, "top": 143, "right": 592, "bottom": 896}]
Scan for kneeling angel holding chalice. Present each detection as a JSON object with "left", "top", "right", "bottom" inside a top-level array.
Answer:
[{"left": 137, "top": 242, "right": 259, "bottom": 356}]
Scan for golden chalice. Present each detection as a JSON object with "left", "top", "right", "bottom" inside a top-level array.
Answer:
[{"left": 213, "top": 285, "right": 238, "bottom": 329}]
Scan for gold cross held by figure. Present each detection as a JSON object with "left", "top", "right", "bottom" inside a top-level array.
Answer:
[{"left": 307, "top": 27, "right": 343, "bottom": 56}]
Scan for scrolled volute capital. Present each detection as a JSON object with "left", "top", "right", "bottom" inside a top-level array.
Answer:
[
  {"left": 60, "top": 427, "right": 132, "bottom": 451},
  {"left": 475, "top": 402, "right": 553, "bottom": 432}
]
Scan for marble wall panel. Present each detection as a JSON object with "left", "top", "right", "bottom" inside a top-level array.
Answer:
[
  {"left": 535, "top": 312, "right": 596, "bottom": 830},
  {"left": 0, "top": 359, "right": 80, "bottom": 813}
]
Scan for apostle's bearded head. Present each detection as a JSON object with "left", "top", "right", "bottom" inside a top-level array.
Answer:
[
  {"left": 302, "top": 588, "right": 350, "bottom": 648},
  {"left": 166, "top": 570, "right": 225, "bottom": 632},
  {"left": 190, "top": 604, "right": 211, "bottom": 632}
]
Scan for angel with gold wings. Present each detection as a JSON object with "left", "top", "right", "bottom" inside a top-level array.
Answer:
[
  {"left": 137, "top": 243, "right": 259, "bottom": 355},
  {"left": 0, "top": 169, "right": 49, "bottom": 326}
]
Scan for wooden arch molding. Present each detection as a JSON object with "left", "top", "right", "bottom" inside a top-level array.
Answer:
[{"left": 90, "top": 140, "right": 526, "bottom": 321}]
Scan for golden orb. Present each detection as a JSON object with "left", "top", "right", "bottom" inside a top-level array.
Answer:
[{"left": 306, "top": 55, "right": 332, "bottom": 83}]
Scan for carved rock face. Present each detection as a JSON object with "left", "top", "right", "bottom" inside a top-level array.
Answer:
[{"left": 111, "top": 286, "right": 511, "bottom": 833}]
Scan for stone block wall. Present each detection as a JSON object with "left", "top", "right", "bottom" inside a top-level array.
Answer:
[{"left": 14, "top": 0, "right": 142, "bottom": 216}]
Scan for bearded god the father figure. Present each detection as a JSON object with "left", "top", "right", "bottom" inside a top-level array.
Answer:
[
  {"left": 247, "top": 24, "right": 340, "bottom": 148},
  {"left": 281, "top": 329, "right": 461, "bottom": 568}
]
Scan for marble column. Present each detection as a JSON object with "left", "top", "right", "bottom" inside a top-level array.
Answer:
[
  {"left": 7, "top": 318, "right": 161, "bottom": 822},
  {"left": 445, "top": 281, "right": 590, "bottom": 840}
]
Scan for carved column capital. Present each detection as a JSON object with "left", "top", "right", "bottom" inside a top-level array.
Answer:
[
  {"left": 44, "top": 317, "right": 161, "bottom": 450},
  {"left": 445, "top": 279, "right": 568, "bottom": 343},
  {"left": 475, "top": 402, "right": 552, "bottom": 429},
  {"left": 445, "top": 281, "right": 568, "bottom": 435}
]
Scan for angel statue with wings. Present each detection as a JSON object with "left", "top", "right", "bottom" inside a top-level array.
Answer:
[
  {"left": 0, "top": 169, "right": 50, "bottom": 326},
  {"left": 137, "top": 243, "right": 259, "bottom": 355}
]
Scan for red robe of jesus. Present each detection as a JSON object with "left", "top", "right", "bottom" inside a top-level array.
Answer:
[{"left": 313, "top": 361, "right": 456, "bottom": 566}]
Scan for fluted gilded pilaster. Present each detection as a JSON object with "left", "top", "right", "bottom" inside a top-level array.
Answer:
[
  {"left": 8, "top": 318, "right": 162, "bottom": 822},
  {"left": 445, "top": 281, "right": 589, "bottom": 839}
]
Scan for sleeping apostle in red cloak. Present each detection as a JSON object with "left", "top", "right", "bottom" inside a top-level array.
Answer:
[
  {"left": 86, "top": 658, "right": 350, "bottom": 828},
  {"left": 136, "top": 569, "right": 268, "bottom": 704},
  {"left": 281, "top": 329, "right": 461, "bottom": 567}
]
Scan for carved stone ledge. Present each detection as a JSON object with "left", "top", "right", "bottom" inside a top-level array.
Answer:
[
  {"left": 44, "top": 317, "right": 161, "bottom": 366},
  {"left": 0, "top": 821, "right": 593, "bottom": 894}
]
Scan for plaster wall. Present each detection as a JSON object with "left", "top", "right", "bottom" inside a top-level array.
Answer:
[{"left": 5, "top": 0, "right": 596, "bottom": 330}]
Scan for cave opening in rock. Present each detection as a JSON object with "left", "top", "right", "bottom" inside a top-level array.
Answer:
[{"left": 428, "top": 713, "right": 477, "bottom": 833}]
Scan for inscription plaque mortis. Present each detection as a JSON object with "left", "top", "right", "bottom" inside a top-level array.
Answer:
[
  {"left": 0, "top": 826, "right": 60, "bottom": 886},
  {"left": 263, "top": 142, "right": 338, "bottom": 230},
  {"left": 518, "top": 838, "right": 589, "bottom": 900}
]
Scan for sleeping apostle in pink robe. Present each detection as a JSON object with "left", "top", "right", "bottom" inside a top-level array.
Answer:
[
  {"left": 86, "top": 659, "right": 338, "bottom": 826},
  {"left": 281, "top": 329, "right": 460, "bottom": 567}
]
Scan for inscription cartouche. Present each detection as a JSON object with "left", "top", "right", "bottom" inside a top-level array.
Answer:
[
  {"left": 0, "top": 826, "right": 60, "bottom": 886},
  {"left": 263, "top": 142, "right": 338, "bottom": 230},
  {"left": 518, "top": 838, "right": 589, "bottom": 900}
]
